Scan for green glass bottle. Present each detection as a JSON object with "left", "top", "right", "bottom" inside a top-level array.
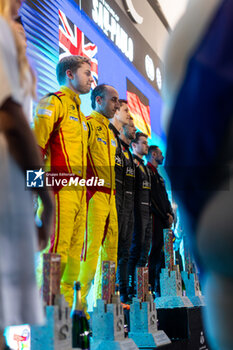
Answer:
[{"left": 71, "top": 281, "right": 90, "bottom": 349}]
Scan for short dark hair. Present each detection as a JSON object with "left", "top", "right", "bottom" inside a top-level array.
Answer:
[
  {"left": 146, "top": 145, "right": 159, "bottom": 159},
  {"left": 91, "top": 84, "right": 112, "bottom": 109},
  {"left": 56, "top": 55, "right": 91, "bottom": 85},
  {"left": 132, "top": 132, "right": 148, "bottom": 144},
  {"left": 119, "top": 99, "right": 128, "bottom": 106}
]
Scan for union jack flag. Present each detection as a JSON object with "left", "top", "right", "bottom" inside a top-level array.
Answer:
[{"left": 59, "top": 9, "right": 98, "bottom": 89}]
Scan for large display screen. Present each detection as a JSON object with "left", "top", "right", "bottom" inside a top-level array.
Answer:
[{"left": 21, "top": 0, "right": 163, "bottom": 144}]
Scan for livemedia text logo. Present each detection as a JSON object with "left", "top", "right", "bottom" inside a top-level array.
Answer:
[{"left": 26, "top": 168, "right": 45, "bottom": 188}]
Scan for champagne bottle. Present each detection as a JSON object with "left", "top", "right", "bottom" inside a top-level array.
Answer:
[
  {"left": 112, "top": 284, "right": 121, "bottom": 304},
  {"left": 71, "top": 281, "right": 90, "bottom": 350},
  {"left": 146, "top": 284, "right": 154, "bottom": 303},
  {"left": 114, "top": 284, "right": 129, "bottom": 337},
  {"left": 182, "top": 279, "right": 186, "bottom": 296}
]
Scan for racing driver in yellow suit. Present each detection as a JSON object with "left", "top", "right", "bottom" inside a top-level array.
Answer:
[
  {"left": 78, "top": 84, "right": 120, "bottom": 314},
  {"left": 33, "top": 56, "right": 94, "bottom": 307}
]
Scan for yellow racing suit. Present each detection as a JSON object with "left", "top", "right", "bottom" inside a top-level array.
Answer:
[
  {"left": 78, "top": 110, "right": 118, "bottom": 314},
  {"left": 33, "top": 86, "right": 88, "bottom": 307}
]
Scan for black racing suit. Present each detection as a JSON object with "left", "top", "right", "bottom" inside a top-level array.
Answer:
[
  {"left": 128, "top": 154, "right": 152, "bottom": 296},
  {"left": 109, "top": 123, "right": 124, "bottom": 213},
  {"left": 147, "top": 162, "right": 174, "bottom": 295},
  {"left": 116, "top": 139, "right": 135, "bottom": 301}
]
